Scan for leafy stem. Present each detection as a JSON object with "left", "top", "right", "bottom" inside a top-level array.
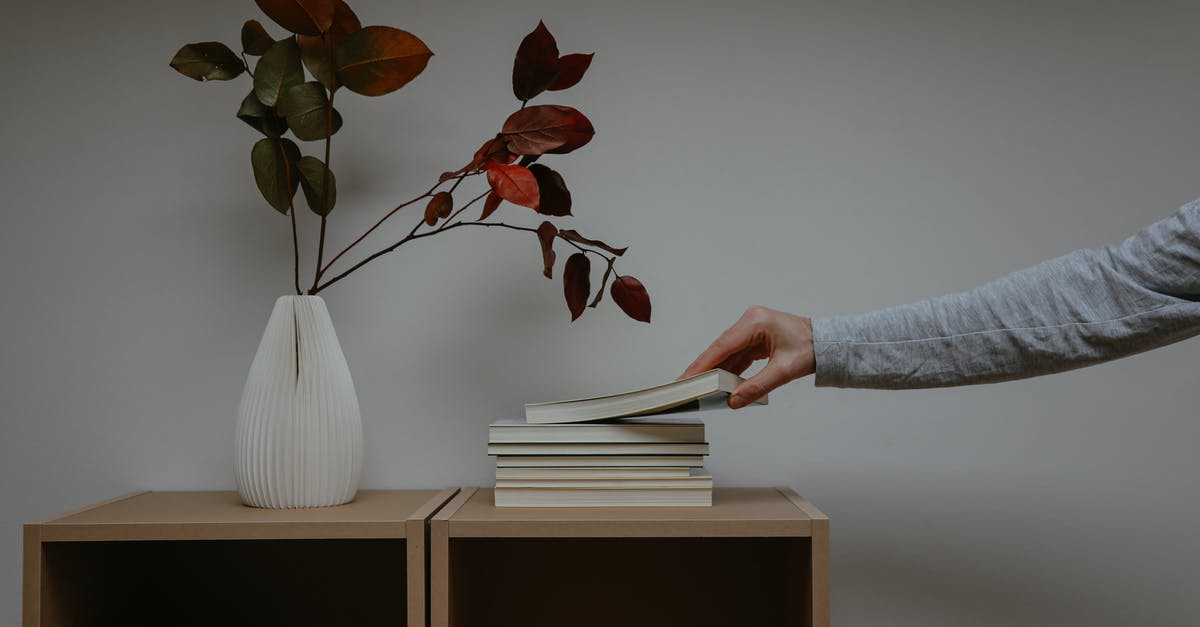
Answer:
[
  {"left": 311, "top": 59, "right": 336, "bottom": 293},
  {"left": 277, "top": 137, "right": 301, "bottom": 295}
]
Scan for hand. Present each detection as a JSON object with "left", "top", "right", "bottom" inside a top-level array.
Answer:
[{"left": 681, "top": 306, "right": 815, "bottom": 409}]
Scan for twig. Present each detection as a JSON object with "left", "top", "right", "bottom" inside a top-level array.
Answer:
[{"left": 316, "top": 171, "right": 480, "bottom": 281}]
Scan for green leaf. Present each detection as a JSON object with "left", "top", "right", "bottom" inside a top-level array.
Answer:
[
  {"left": 251, "top": 138, "right": 301, "bottom": 213},
  {"left": 241, "top": 20, "right": 274, "bottom": 55},
  {"left": 296, "top": 156, "right": 336, "bottom": 216},
  {"left": 277, "top": 82, "right": 343, "bottom": 141},
  {"left": 169, "top": 42, "right": 245, "bottom": 81},
  {"left": 237, "top": 91, "right": 289, "bottom": 138},
  {"left": 333, "top": 26, "right": 433, "bottom": 96},
  {"left": 253, "top": 38, "right": 304, "bottom": 106}
]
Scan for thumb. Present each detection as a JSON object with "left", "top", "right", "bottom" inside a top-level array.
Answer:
[{"left": 729, "top": 361, "right": 792, "bottom": 409}]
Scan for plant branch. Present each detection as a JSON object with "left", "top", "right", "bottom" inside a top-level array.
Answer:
[
  {"left": 312, "top": 190, "right": 621, "bottom": 295},
  {"left": 310, "top": 69, "right": 335, "bottom": 294},
  {"left": 316, "top": 170, "right": 480, "bottom": 280},
  {"left": 312, "top": 188, "right": 490, "bottom": 294},
  {"left": 277, "top": 138, "right": 300, "bottom": 295}
]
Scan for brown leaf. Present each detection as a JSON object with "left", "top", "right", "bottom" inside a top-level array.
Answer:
[
  {"left": 480, "top": 191, "right": 502, "bottom": 220},
  {"left": 512, "top": 21, "right": 560, "bottom": 101},
  {"left": 424, "top": 192, "right": 452, "bottom": 226},
  {"left": 536, "top": 221, "right": 557, "bottom": 279},
  {"left": 589, "top": 260, "right": 614, "bottom": 308},
  {"left": 333, "top": 26, "right": 433, "bottom": 96},
  {"left": 611, "top": 275, "right": 651, "bottom": 323},
  {"left": 485, "top": 163, "right": 540, "bottom": 210},
  {"left": 502, "top": 105, "right": 594, "bottom": 156},
  {"left": 548, "top": 53, "right": 593, "bottom": 91},
  {"left": 472, "top": 137, "right": 517, "bottom": 170},
  {"left": 435, "top": 191, "right": 453, "bottom": 217},
  {"left": 170, "top": 42, "right": 245, "bottom": 81},
  {"left": 563, "top": 253, "right": 591, "bottom": 321},
  {"left": 297, "top": 0, "right": 361, "bottom": 89},
  {"left": 255, "top": 0, "right": 334, "bottom": 36},
  {"left": 528, "top": 164, "right": 571, "bottom": 216},
  {"left": 558, "top": 230, "right": 627, "bottom": 256},
  {"left": 423, "top": 199, "right": 439, "bottom": 226},
  {"left": 241, "top": 20, "right": 275, "bottom": 55}
]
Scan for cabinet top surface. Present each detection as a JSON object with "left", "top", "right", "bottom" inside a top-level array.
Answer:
[
  {"left": 440, "top": 487, "right": 825, "bottom": 537},
  {"left": 31, "top": 490, "right": 452, "bottom": 540}
]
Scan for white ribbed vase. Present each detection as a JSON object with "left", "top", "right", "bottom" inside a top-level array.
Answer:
[{"left": 235, "top": 295, "right": 363, "bottom": 508}]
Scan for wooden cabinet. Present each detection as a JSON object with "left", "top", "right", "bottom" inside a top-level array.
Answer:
[
  {"left": 430, "top": 487, "right": 829, "bottom": 627},
  {"left": 25, "top": 487, "right": 829, "bottom": 627},
  {"left": 23, "top": 489, "right": 457, "bottom": 627}
]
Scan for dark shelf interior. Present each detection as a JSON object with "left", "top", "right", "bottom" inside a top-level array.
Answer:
[
  {"left": 448, "top": 537, "right": 811, "bottom": 627},
  {"left": 40, "top": 539, "right": 407, "bottom": 627}
]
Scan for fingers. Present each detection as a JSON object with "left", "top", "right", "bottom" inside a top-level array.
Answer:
[
  {"left": 729, "top": 359, "right": 795, "bottom": 409},
  {"left": 680, "top": 318, "right": 757, "bottom": 379},
  {"left": 720, "top": 354, "right": 756, "bottom": 376}
]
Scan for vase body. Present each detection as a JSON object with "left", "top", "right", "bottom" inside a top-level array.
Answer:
[{"left": 235, "top": 295, "right": 363, "bottom": 508}]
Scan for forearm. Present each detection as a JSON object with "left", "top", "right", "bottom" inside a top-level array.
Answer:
[{"left": 812, "top": 200, "right": 1200, "bottom": 389}]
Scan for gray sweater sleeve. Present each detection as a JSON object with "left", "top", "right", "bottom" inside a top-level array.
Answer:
[{"left": 811, "top": 199, "right": 1200, "bottom": 389}]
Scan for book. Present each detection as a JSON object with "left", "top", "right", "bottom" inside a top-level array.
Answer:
[
  {"left": 494, "top": 467, "right": 693, "bottom": 480},
  {"left": 496, "top": 470, "right": 711, "bottom": 490},
  {"left": 487, "top": 442, "right": 710, "bottom": 456},
  {"left": 488, "top": 417, "right": 705, "bottom": 444},
  {"left": 495, "top": 455, "right": 706, "bottom": 468},
  {"left": 524, "top": 368, "right": 765, "bottom": 424},
  {"left": 495, "top": 486, "right": 713, "bottom": 507}
]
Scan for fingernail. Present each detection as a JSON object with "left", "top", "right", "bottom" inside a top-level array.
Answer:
[{"left": 729, "top": 394, "right": 746, "bottom": 409}]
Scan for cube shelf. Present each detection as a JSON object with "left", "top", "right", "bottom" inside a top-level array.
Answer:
[
  {"left": 430, "top": 487, "right": 829, "bottom": 627},
  {"left": 25, "top": 487, "right": 828, "bottom": 627},
  {"left": 23, "top": 489, "right": 458, "bottom": 627}
]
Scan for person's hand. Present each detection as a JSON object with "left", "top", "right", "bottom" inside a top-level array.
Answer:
[{"left": 681, "top": 306, "right": 815, "bottom": 409}]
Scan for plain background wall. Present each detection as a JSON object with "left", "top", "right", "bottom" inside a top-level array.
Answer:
[{"left": 3, "top": 0, "right": 1199, "bottom": 624}]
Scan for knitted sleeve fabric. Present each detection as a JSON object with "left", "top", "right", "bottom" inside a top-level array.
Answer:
[{"left": 812, "top": 199, "right": 1200, "bottom": 389}]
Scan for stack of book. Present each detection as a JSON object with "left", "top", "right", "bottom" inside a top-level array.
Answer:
[
  {"left": 489, "top": 369, "right": 766, "bottom": 507},
  {"left": 489, "top": 418, "right": 713, "bottom": 507}
]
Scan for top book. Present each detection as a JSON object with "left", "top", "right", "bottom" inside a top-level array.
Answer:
[{"left": 524, "top": 368, "right": 766, "bottom": 424}]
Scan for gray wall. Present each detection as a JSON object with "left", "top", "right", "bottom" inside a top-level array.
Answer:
[{"left": 3, "top": 0, "right": 1198, "bottom": 624}]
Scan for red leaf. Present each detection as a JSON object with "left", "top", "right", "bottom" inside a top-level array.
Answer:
[
  {"left": 563, "top": 253, "right": 591, "bottom": 321},
  {"left": 486, "top": 163, "right": 540, "bottom": 210},
  {"left": 434, "top": 191, "right": 453, "bottom": 217},
  {"left": 536, "top": 221, "right": 557, "bottom": 279},
  {"left": 548, "top": 53, "right": 593, "bottom": 91},
  {"left": 589, "top": 261, "right": 614, "bottom": 308},
  {"left": 297, "top": 0, "right": 361, "bottom": 89},
  {"left": 558, "top": 230, "right": 627, "bottom": 256},
  {"left": 512, "top": 21, "right": 560, "bottom": 101},
  {"left": 502, "top": 105, "right": 595, "bottom": 156},
  {"left": 255, "top": 0, "right": 334, "bottom": 36},
  {"left": 480, "top": 191, "right": 502, "bottom": 220},
  {"left": 528, "top": 164, "right": 571, "bottom": 216},
  {"left": 472, "top": 137, "right": 517, "bottom": 170},
  {"left": 611, "top": 275, "right": 651, "bottom": 323},
  {"left": 333, "top": 26, "right": 433, "bottom": 96},
  {"left": 423, "top": 195, "right": 442, "bottom": 227}
]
